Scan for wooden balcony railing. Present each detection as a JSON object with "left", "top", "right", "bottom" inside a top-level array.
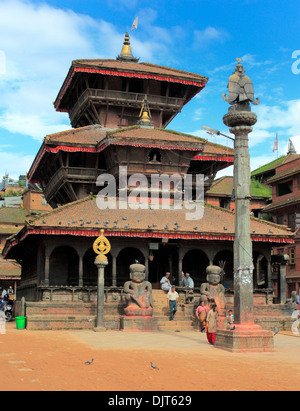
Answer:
[
  {"left": 70, "top": 88, "right": 185, "bottom": 123},
  {"left": 44, "top": 167, "right": 105, "bottom": 201}
]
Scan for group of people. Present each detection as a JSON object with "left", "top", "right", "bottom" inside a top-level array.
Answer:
[
  {"left": 1, "top": 286, "right": 14, "bottom": 299},
  {"left": 160, "top": 272, "right": 234, "bottom": 346},
  {"left": 160, "top": 271, "right": 194, "bottom": 292},
  {"left": 195, "top": 299, "right": 235, "bottom": 345}
]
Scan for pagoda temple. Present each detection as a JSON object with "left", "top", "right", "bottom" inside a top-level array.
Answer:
[{"left": 3, "top": 34, "right": 295, "bottom": 330}]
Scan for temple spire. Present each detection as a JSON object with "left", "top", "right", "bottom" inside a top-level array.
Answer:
[{"left": 117, "top": 32, "right": 139, "bottom": 63}]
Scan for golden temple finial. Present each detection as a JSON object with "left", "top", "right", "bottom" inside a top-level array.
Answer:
[
  {"left": 117, "top": 32, "right": 139, "bottom": 63},
  {"left": 138, "top": 97, "right": 154, "bottom": 128}
]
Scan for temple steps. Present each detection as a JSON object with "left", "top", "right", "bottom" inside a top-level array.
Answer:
[{"left": 152, "top": 289, "right": 197, "bottom": 331}]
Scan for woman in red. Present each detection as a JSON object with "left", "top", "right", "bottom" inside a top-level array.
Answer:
[{"left": 206, "top": 304, "right": 218, "bottom": 345}]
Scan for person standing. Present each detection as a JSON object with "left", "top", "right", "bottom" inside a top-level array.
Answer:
[
  {"left": 160, "top": 272, "right": 172, "bottom": 292},
  {"left": 206, "top": 304, "right": 218, "bottom": 345},
  {"left": 167, "top": 285, "right": 179, "bottom": 321},
  {"left": 196, "top": 300, "right": 209, "bottom": 332}
]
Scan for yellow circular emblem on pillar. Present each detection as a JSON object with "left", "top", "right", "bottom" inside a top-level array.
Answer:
[{"left": 93, "top": 229, "right": 111, "bottom": 259}]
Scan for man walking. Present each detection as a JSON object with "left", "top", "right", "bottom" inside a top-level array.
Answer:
[{"left": 167, "top": 285, "right": 179, "bottom": 321}]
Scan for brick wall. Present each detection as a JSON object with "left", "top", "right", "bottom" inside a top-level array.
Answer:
[{"left": 23, "top": 191, "right": 52, "bottom": 213}]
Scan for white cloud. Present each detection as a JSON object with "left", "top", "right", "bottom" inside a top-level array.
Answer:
[
  {"left": 0, "top": 150, "right": 34, "bottom": 180},
  {"left": 194, "top": 26, "right": 229, "bottom": 47}
]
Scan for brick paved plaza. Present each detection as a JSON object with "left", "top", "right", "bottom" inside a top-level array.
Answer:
[{"left": 1, "top": 322, "right": 299, "bottom": 391}]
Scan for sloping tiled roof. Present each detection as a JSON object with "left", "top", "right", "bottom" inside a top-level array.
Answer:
[
  {"left": 0, "top": 207, "right": 27, "bottom": 225},
  {"left": 73, "top": 59, "right": 208, "bottom": 83},
  {"left": 3, "top": 196, "right": 293, "bottom": 260},
  {"left": 0, "top": 224, "right": 22, "bottom": 235},
  {"left": 28, "top": 126, "right": 235, "bottom": 181},
  {"left": 45, "top": 124, "right": 107, "bottom": 146},
  {"left": 0, "top": 259, "right": 21, "bottom": 279},
  {"left": 263, "top": 195, "right": 300, "bottom": 212},
  {"left": 55, "top": 60, "right": 208, "bottom": 111},
  {"left": 207, "top": 176, "right": 272, "bottom": 198},
  {"left": 251, "top": 154, "right": 300, "bottom": 178},
  {"left": 43, "top": 125, "right": 235, "bottom": 157},
  {"left": 267, "top": 164, "right": 300, "bottom": 184}
]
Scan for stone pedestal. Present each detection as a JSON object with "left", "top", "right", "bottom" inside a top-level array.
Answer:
[
  {"left": 120, "top": 316, "right": 157, "bottom": 332},
  {"left": 216, "top": 325, "right": 274, "bottom": 353}
]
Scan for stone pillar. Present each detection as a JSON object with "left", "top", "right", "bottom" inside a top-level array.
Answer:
[
  {"left": 93, "top": 230, "right": 111, "bottom": 332},
  {"left": 78, "top": 254, "right": 83, "bottom": 287},
  {"left": 267, "top": 259, "right": 272, "bottom": 289},
  {"left": 144, "top": 257, "right": 149, "bottom": 282},
  {"left": 178, "top": 248, "right": 184, "bottom": 286},
  {"left": 215, "top": 73, "right": 273, "bottom": 351},
  {"left": 44, "top": 254, "right": 50, "bottom": 286},
  {"left": 223, "top": 103, "right": 256, "bottom": 326},
  {"left": 112, "top": 253, "right": 117, "bottom": 286},
  {"left": 94, "top": 257, "right": 108, "bottom": 331},
  {"left": 279, "top": 257, "right": 288, "bottom": 304}
]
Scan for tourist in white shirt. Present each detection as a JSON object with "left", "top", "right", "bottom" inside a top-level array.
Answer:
[{"left": 167, "top": 285, "right": 179, "bottom": 321}]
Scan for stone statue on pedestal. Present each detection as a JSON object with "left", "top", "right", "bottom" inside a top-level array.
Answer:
[
  {"left": 223, "top": 58, "right": 260, "bottom": 106},
  {"left": 200, "top": 265, "right": 226, "bottom": 315},
  {"left": 123, "top": 263, "right": 153, "bottom": 316}
]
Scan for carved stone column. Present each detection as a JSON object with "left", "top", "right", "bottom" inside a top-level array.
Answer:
[{"left": 215, "top": 60, "right": 273, "bottom": 352}]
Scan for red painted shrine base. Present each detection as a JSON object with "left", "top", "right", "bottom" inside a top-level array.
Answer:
[{"left": 216, "top": 322, "right": 274, "bottom": 353}]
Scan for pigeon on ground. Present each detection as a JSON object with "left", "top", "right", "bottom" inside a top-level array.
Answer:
[
  {"left": 274, "top": 326, "right": 279, "bottom": 336},
  {"left": 87, "top": 317, "right": 93, "bottom": 322},
  {"left": 84, "top": 358, "right": 94, "bottom": 365},
  {"left": 150, "top": 362, "right": 159, "bottom": 370}
]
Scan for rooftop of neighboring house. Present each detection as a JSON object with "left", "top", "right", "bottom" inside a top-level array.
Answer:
[{"left": 206, "top": 176, "right": 272, "bottom": 199}]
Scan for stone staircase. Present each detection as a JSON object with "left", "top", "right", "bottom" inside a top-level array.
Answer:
[
  {"left": 23, "top": 292, "right": 296, "bottom": 332},
  {"left": 152, "top": 290, "right": 197, "bottom": 331},
  {"left": 25, "top": 302, "right": 97, "bottom": 330}
]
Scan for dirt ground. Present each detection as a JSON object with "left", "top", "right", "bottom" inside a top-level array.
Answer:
[{"left": 1, "top": 322, "right": 300, "bottom": 392}]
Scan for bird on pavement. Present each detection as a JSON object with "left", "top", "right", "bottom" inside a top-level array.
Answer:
[
  {"left": 85, "top": 358, "right": 94, "bottom": 365},
  {"left": 150, "top": 362, "right": 159, "bottom": 370}
]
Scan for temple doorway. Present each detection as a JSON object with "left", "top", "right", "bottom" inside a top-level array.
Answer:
[
  {"left": 182, "top": 249, "right": 209, "bottom": 288},
  {"left": 116, "top": 247, "right": 145, "bottom": 286},
  {"left": 148, "top": 244, "right": 178, "bottom": 288},
  {"left": 49, "top": 246, "right": 79, "bottom": 286},
  {"left": 253, "top": 251, "right": 268, "bottom": 288},
  {"left": 213, "top": 250, "right": 234, "bottom": 289}
]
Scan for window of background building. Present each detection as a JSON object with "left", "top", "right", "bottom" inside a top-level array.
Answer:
[
  {"left": 289, "top": 248, "right": 296, "bottom": 265},
  {"left": 278, "top": 180, "right": 293, "bottom": 197},
  {"left": 288, "top": 213, "right": 296, "bottom": 231},
  {"left": 277, "top": 215, "right": 284, "bottom": 225}
]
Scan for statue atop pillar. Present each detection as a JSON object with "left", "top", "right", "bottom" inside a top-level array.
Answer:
[
  {"left": 123, "top": 263, "right": 153, "bottom": 316},
  {"left": 200, "top": 265, "right": 226, "bottom": 315},
  {"left": 223, "top": 58, "right": 260, "bottom": 106}
]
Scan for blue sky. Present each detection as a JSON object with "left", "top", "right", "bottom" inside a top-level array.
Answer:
[{"left": 0, "top": 0, "right": 299, "bottom": 180}]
